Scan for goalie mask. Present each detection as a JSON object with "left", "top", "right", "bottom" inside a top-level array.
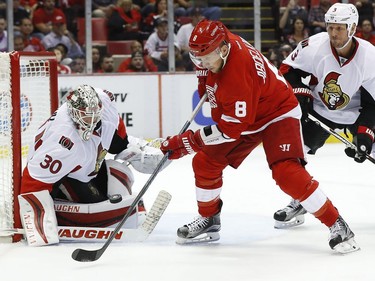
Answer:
[{"left": 67, "top": 85, "right": 103, "bottom": 141}]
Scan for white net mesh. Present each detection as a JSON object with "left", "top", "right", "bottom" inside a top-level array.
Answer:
[
  {"left": 0, "top": 53, "right": 13, "bottom": 232},
  {"left": 19, "top": 57, "right": 53, "bottom": 159},
  {"left": 0, "top": 53, "right": 55, "bottom": 236}
]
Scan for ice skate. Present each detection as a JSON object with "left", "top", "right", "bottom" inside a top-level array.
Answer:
[
  {"left": 176, "top": 213, "right": 221, "bottom": 245},
  {"left": 274, "top": 199, "right": 307, "bottom": 229},
  {"left": 329, "top": 216, "right": 360, "bottom": 254}
]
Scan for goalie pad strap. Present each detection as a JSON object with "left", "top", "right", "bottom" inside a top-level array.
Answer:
[{"left": 18, "top": 190, "right": 59, "bottom": 246}]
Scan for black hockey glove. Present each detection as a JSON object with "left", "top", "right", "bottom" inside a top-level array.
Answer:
[
  {"left": 345, "top": 126, "right": 374, "bottom": 163},
  {"left": 296, "top": 95, "right": 312, "bottom": 122}
]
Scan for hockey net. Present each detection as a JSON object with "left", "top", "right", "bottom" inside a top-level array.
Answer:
[{"left": 0, "top": 51, "right": 58, "bottom": 242}]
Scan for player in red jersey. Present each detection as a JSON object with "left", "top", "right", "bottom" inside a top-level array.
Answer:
[{"left": 160, "top": 19, "right": 359, "bottom": 253}]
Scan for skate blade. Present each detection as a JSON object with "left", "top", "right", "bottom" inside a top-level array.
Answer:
[
  {"left": 176, "top": 232, "right": 220, "bottom": 245},
  {"left": 274, "top": 215, "right": 305, "bottom": 229},
  {"left": 333, "top": 238, "right": 360, "bottom": 254}
]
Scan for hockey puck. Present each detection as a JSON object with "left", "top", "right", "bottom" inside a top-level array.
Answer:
[{"left": 109, "top": 194, "right": 122, "bottom": 203}]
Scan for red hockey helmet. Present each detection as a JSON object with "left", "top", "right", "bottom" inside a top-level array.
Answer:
[{"left": 189, "top": 19, "right": 228, "bottom": 57}]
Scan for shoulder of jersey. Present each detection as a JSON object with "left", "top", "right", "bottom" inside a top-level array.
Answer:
[
  {"left": 355, "top": 36, "right": 375, "bottom": 53},
  {"left": 95, "top": 88, "right": 115, "bottom": 103},
  {"left": 303, "top": 32, "right": 329, "bottom": 48}
]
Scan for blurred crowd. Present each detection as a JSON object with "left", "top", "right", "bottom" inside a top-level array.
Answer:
[
  {"left": 0, "top": 0, "right": 221, "bottom": 73},
  {"left": 2, "top": 0, "right": 374, "bottom": 74},
  {"left": 267, "top": 0, "right": 375, "bottom": 68}
]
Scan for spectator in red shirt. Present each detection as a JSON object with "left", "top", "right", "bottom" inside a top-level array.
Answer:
[
  {"left": 120, "top": 51, "right": 153, "bottom": 72},
  {"left": 32, "top": 0, "right": 66, "bottom": 37},
  {"left": 117, "top": 40, "right": 157, "bottom": 72},
  {"left": 355, "top": 18, "right": 375, "bottom": 46},
  {"left": 19, "top": 17, "right": 46, "bottom": 51},
  {"left": 107, "top": 0, "right": 142, "bottom": 41}
]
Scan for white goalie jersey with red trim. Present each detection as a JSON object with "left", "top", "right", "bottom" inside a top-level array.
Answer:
[{"left": 21, "top": 88, "right": 120, "bottom": 194}]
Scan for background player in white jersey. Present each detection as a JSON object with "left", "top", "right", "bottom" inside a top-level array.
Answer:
[
  {"left": 18, "top": 84, "right": 167, "bottom": 246},
  {"left": 273, "top": 3, "right": 375, "bottom": 228}
]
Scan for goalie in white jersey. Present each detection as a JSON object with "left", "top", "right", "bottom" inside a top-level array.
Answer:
[
  {"left": 18, "top": 84, "right": 167, "bottom": 246},
  {"left": 274, "top": 3, "right": 375, "bottom": 230}
]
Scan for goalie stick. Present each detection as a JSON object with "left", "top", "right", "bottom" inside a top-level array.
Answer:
[
  {"left": 71, "top": 93, "right": 209, "bottom": 262},
  {"left": 308, "top": 114, "right": 375, "bottom": 164},
  {"left": 0, "top": 190, "right": 171, "bottom": 243}
]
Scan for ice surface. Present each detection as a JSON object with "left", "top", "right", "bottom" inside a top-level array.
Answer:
[{"left": 1, "top": 144, "right": 374, "bottom": 280}]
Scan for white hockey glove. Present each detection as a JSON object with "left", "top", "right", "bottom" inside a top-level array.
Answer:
[
  {"left": 115, "top": 136, "right": 171, "bottom": 174},
  {"left": 18, "top": 190, "right": 59, "bottom": 246}
]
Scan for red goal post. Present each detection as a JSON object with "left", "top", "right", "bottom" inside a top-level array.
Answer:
[{"left": 0, "top": 51, "right": 58, "bottom": 242}]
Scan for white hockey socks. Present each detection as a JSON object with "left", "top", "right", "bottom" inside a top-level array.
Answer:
[{"left": 18, "top": 190, "right": 59, "bottom": 246}]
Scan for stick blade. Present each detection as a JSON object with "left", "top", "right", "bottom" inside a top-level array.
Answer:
[
  {"left": 71, "top": 248, "right": 103, "bottom": 262},
  {"left": 71, "top": 190, "right": 172, "bottom": 262}
]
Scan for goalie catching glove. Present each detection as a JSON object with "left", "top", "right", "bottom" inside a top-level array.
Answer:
[
  {"left": 115, "top": 136, "right": 170, "bottom": 173},
  {"left": 161, "top": 125, "right": 234, "bottom": 160}
]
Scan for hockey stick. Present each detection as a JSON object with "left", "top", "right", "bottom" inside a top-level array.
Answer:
[
  {"left": 1, "top": 190, "right": 171, "bottom": 243},
  {"left": 71, "top": 93, "right": 208, "bottom": 262},
  {"left": 308, "top": 114, "right": 375, "bottom": 164}
]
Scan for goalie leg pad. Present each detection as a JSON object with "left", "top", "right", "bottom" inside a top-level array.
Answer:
[
  {"left": 18, "top": 190, "right": 59, "bottom": 246},
  {"left": 105, "top": 159, "right": 134, "bottom": 197}
]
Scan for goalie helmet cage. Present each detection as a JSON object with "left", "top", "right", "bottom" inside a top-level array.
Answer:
[{"left": 0, "top": 51, "right": 58, "bottom": 243}]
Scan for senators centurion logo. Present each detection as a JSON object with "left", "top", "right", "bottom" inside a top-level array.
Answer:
[{"left": 318, "top": 72, "right": 350, "bottom": 110}]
